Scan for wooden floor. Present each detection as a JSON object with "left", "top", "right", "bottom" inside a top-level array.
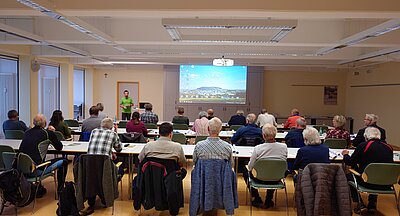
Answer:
[{"left": 2, "top": 161, "right": 399, "bottom": 216}]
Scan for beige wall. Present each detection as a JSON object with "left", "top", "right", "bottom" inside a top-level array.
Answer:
[
  {"left": 263, "top": 70, "right": 347, "bottom": 118},
  {"left": 93, "top": 66, "right": 164, "bottom": 120},
  {"left": 346, "top": 62, "right": 400, "bottom": 146}
]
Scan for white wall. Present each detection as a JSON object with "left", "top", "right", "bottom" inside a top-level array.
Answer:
[{"left": 93, "top": 66, "right": 164, "bottom": 120}]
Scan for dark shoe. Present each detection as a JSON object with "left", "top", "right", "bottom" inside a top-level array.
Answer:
[
  {"left": 251, "top": 198, "right": 263, "bottom": 208},
  {"left": 353, "top": 203, "right": 367, "bottom": 214},
  {"left": 36, "top": 185, "right": 47, "bottom": 198},
  {"left": 367, "top": 202, "right": 377, "bottom": 212},
  {"left": 79, "top": 206, "right": 94, "bottom": 216},
  {"left": 264, "top": 200, "right": 275, "bottom": 209}
]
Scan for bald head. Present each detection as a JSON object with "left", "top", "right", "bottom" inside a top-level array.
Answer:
[
  {"left": 246, "top": 113, "right": 257, "bottom": 124},
  {"left": 33, "top": 114, "right": 47, "bottom": 128}
]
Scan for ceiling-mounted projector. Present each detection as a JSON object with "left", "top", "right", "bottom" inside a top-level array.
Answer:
[{"left": 213, "top": 56, "right": 234, "bottom": 66}]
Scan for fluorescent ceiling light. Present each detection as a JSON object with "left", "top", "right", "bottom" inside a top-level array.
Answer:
[
  {"left": 162, "top": 18, "right": 297, "bottom": 43},
  {"left": 317, "top": 19, "right": 400, "bottom": 55},
  {"left": 104, "top": 61, "right": 165, "bottom": 65},
  {"left": 339, "top": 47, "right": 400, "bottom": 65}
]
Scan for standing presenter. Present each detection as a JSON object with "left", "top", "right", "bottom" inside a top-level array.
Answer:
[{"left": 120, "top": 90, "right": 134, "bottom": 120}]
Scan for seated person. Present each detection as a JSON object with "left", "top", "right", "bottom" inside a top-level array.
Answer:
[
  {"left": 245, "top": 124, "right": 287, "bottom": 209},
  {"left": 256, "top": 108, "right": 277, "bottom": 128},
  {"left": 231, "top": 113, "right": 263, "bottom": 146},
  {"left": 19, "top": 114, "right": 68, "bottom": 193},
  {"left": 352, "top": 114, "right": 386, "bottom": 147},
  {"left": 140, "top": 103, "right": 159, "bottom": 124},
  {"left": 192, "top": 111, "right": 209, "bottom": 136},
  {"left": 172, "top": 106, "right": 189, "bottom": 125},
  {"left": 228, "top": 110, "right": 246, "bottom": 126},
  {"left": 139, "top": 122, "right": 186, "bottom": 166},
  {"left": 97, "top": 103, "right": 107, "bottom": 120},
  {"left": 49, "top": 110, "right": 71, "bottom": 139},
  {"left": 342, "top": 127, "right": 393, "bottom": 214},
  {"left": 2, "top": 109, "right": 28, "bottom": 133},
  {"left": 293, "top": 127, "right": 330, "bottom": 171},
  {"left": 325, "top": 115, "right": 350, "bottom": 147},
  {"left": 82, "top": 118, "right": 123, "bottom": 215},
  {"left": 206, "top": 109, "right": 215, "bottom": 120},
  {"left": 82, "top": 106, "right": 102, "bottom": 132},
  {"left": 284, "top": 117, "right": 307, "bottom": 148},
  {"left": 283, "top": 108, "right": 301, "bottom": 129},
  {"left": 126, "top": 111, "right": 147, "bottom": 136}
]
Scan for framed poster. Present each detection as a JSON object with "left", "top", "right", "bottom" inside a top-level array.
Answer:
[{"left": 324, "top": 85, "right": 337, "bottom": 105}]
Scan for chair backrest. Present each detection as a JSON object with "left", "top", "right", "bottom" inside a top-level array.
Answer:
[
  {"left": 363, "top": 163, "right": 400, "bottom": 185},
  {"left": 4, "top": 130, "right": 25, "bottom": 139},
  {"left": 118, "top": 121, "right": 127, "bottom": 128},
  {"left": 313, "top": 125, "right": 328, "bottom": 134},
  {"left": 79, "top": 131, "right": 92, "bottom": 141},
  {"left": 173, "top": 124, "right": 189, "bottom": 130},
  {"left": 54, "top": 131, "right": 65, "bottom": 141},
  {"left": 0, "top": 145, "right": 15, "bottom": 170},
  {"left": 230, "top": 125, "right": 243, "bottom": 131},
  {"left": 64, "top": 119, "right": 80, "bottom": 127},
  {"left": 195, "top": 135, "right": 208, "bottom": 144},
  {"left": 172, "top": 133, "right": 187, "bottom": 144},
  {"left": 236, "top": 136, "right": 264, "bottom": 146},
  {"left": 252, "top": 158, "right": 287, "bottom": 181},
  {"left": 2, "top": 152, "right": 34, "bottom": 175},
  {"left": 144, "top": 123, "right": 157, "bottom": 129},
  {"left": 324, "top": 138, "right": 347, "bottom": 149}
]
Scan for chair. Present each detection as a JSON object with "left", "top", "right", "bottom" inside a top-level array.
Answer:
[
  {"left": 348, "top": 163, "right": 400, "bottom": 215},
  {"left": 230, "top": 125, "right": 243, "bottom": 131},
  {"left": 2, "top": 152, "right": 56, "bottom": 213},
  {"left": 173, "top": 124, "right": 189, "bottom": 130},
  {"left": 64, "top": 119, "right": 79, "bottom": 127},
  {"left": 79, "top": 131, "right": 91, "bottom": 141},
  {"left": 144, "top": 123, "right": 157, "bottom": 129},
  {"left": 172, "top": 133, "right": 187, "bottom": 144},
  {"left": 0, "top": 145, "right": 14, "bottom": 171},
  {"left": 313, "top": 125, "right": 328, "bottom": 134},
  {"left": 118, "top": 121, "right": 127, "bottom": 128},
  {"left": 73, "top": 154, "right": 120, "bottom": 215},
  {"left": 194, "top": 135, "right": 208, "bottom": 144},
  {"left": 4, "top": 130, "right": 24, "bottom": 139},
  {"left": 324, "top": 138, "right": 347, "bottom": 149},
  {"left": 54, "top": 131, "right": 65, "bottom": 141},
  {"left": 246, "top": 159, "right": 288, "bottom": 216}
]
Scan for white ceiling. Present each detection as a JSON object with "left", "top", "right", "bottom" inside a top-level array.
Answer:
[{"left": 0, "top": 0, "right": 399, "bottom": 69}]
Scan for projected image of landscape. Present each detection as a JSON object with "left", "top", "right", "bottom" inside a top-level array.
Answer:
[{"left": 179, "top": 65, "right": 247, "bottom": 104}]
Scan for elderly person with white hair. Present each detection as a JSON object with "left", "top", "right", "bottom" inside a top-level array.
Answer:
[
  {"left": 228, "top": 110, "right": 246, "bottom": 126},
  {"left": 230, "top": 113, "right": 263, "bottom": 145},
  {"left": 284, "top": 117, "right": 307, "bottom": 148},
  {"left": 325, "top": 115, "right": 350, "bottom": 146},
  {"left": 19, "top": 114, "right": 68, "bottom": 193},
  {"left": 192, "top": 111, "right": 210, "bottom": 136},
  {"left": 352, "top": 114, "right": 386, "bottom": 147},
  {"left": 245, "top": 123, "right": 288, "bottom": 209},
  {"left": 87, "top": 118, "right": 122, "bottom": 158},
  {"left": 292, "top": 127, "right": 330, "bottom": 171},
  {"left": 342, "top": 127, "right": 393, "bottom": 214}
]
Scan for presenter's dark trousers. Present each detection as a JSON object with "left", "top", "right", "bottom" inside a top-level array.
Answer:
[{"left": 122, "top": 112, "right": 131, "bottom": 121}]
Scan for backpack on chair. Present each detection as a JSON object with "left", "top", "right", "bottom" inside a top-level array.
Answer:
[
  {"left": 0, "top": 153, "right": 33, "bottom": 208},
  {"left": 56, "top": 181, "right": 79, "bottom": 216}
]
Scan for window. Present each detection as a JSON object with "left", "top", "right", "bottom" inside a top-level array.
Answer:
[
  {"left": 38, "top": 64, "right": 60, "bottom": 122},
  {"left": 0, "top": 56, "right": 18, "bottom": 137},
  {"left": 73, "top": 68, "right": 85, "bottom": 120}
]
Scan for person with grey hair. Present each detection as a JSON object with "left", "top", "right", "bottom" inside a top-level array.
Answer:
[
  {"left": 96, "top": 102, "right": 107, "bottom": 119},
  {"left": 227, "top": 109, "right": 246, "bottom": 126},
  {"left": 352, "top": 114, "right": 386, "bottom": 147},
  {"left": 245, "top": 123, "right": 288, "bottom": 208},
  {"left": 231, "top": 113, "right": 263, "bottom": 145},
  {"left": 192, "top": 111, "right": 209, "bottom": 136},
  {"left": 256, "top": 108, "right": 277, "bottom": 128},
  {"left": 140, "top": 103, "right": 159, "bottom": 124},
  {"left": 284, "top": 117, "right": 307, "bottom": 147},
  {"left": 292, "top": 127, "right": 330, "bottom": 170},
  {"left": 325, "top": 115, "right": 350, "bottom": 147},
  {"left": 193, "top": 117, "right": 234, "bottom": 166},
  {"left": 172, "top": 106, "right": 189, "bottom": 125},
  {"left": 19, "top": 114, "right": 68, "bottom": 194},
  {"left": 342, "top": 127, "right": 393, "bottom": 214}
]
